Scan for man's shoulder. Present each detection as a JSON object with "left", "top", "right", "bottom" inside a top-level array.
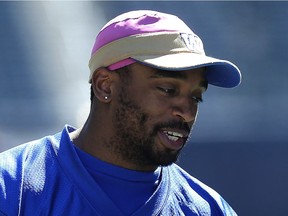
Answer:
[
  {"left": 1, "top": 135, "right": 54, "bottom": 164},
  {"left": 167, "top": 163, "right": 217, "bottom": 193},
  {"left": 0, "top": 129, "right": 64, "bottom": 177},
  {"left": 0, "top": 131, "right": 62, "bottom": 215},
  {"left": 166, "top": 163, "right": 201, "bottom": 184},
  {"left": 165, "top": 164, "right": 237, "bottom": 215}
]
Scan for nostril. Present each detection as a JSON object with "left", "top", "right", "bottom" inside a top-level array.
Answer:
[{"left": 172, "top": 107, "right": 195, "bottom": 123}]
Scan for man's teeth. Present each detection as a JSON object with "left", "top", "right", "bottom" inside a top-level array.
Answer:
[
  {"left": 163, "top": 131, "right": 184, "bottom": 141},
  {"left": 167, "top": 135, "right": 179, "bottom": 141}
]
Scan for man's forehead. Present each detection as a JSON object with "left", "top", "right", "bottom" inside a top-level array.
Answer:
[
  {"left": 151, "top": 68, "right": 208, "bottom": 90},
  {"left": 128, "top": 62, "right": 208, "bottom": 89},
  {"left": 153, "top": 67, "right": 205, "bottom": 78},
  {"left": 152, "top": 69, "right": 188, "bottom": 80}
]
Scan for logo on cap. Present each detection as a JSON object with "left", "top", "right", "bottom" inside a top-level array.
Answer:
[{"left": 180, "top": 33, "right": 203, "bottom": 54}]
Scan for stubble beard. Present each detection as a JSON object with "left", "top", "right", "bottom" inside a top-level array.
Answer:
[{"left": 108, "top": 87, "right": 183, "bottom": 169}]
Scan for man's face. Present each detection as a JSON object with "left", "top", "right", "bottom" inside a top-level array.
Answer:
[{"left": 109, "top": 63, "right": 207, "bottom": 169}]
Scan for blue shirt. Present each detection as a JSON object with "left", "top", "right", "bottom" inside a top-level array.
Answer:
[
  {"left": 0, "top": 125, "right": 237, "bottom": 215},
  {"left": 75, "top": 146, "right": 161, "bottom": 215}
]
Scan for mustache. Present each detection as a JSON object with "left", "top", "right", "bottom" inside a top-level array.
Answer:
[{"left": 152, "top": 120, "right": 191, "bottom": 135}]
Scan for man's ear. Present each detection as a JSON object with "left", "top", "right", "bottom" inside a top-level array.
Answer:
[{"left": 91, "top": 68, "right": 113, "bottom": 103}]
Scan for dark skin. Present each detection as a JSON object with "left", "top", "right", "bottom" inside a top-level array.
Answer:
[{"left": 71, "top": 63, "right": 207, "bottom": 171}]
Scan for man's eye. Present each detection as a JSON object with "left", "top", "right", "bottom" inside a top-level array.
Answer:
[
  {"left": 157, "top": 87, "right": 176, "bottom": 95},
  {"left": 192, "top": 96, "right": 203, "bottom": 103}
]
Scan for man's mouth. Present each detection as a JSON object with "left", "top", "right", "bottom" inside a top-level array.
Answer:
[
  {"left": 158, "top": 129, "right": 189, "bottom": 151},
  {"left": 163, "top": 130, "right": 185, "bottom": 141}
]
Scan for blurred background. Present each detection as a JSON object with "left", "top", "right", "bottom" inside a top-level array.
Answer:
[{"left": 0, "top": 1, "right": 287, "bottom": 215}]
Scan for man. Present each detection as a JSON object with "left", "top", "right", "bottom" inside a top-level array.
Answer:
[{"left": 0, "top": 10, "right": 241, "bottom": 215}]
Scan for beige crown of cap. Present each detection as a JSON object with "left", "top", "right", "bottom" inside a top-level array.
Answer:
[{"left": 88, "top": 10, "right": 241, "bottom": 88}]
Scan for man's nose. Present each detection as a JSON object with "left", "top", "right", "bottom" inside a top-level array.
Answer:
[{"left": 171, "top": 97, "right": 198, "bottom": 123}]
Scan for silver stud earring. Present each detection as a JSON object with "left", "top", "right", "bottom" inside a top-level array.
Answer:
[{"left": 104, "top": 96, "right": 108, "bottom": 100}]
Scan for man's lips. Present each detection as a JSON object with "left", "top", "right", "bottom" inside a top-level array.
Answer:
[{"left": 157, "top": 129, "right": 189, "bottom": 151}]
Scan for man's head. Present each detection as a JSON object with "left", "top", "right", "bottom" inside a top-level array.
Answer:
[
  {"left": 86, "top": 10, "right": 241, "bottom": 170},
  {"left": 89, "top": 10, "right": 241, "bottom": 88},
  {"left": 90, "top": 63, "right": 207, "bottom": 169}
]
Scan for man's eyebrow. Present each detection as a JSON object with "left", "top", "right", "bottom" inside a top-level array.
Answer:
[
  {"left": 200, "top": 80, "right": 208, "bottom": 91},
  {"left": 150, "top": 69, "right": 208, "bottom": 91},
  {"left": 150, "top": 69, "right": 188, "bottom": 80}
]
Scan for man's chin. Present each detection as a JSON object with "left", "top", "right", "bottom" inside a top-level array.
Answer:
[{"left": 152, "top": 150, "right": 181, "bottom": 167}]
